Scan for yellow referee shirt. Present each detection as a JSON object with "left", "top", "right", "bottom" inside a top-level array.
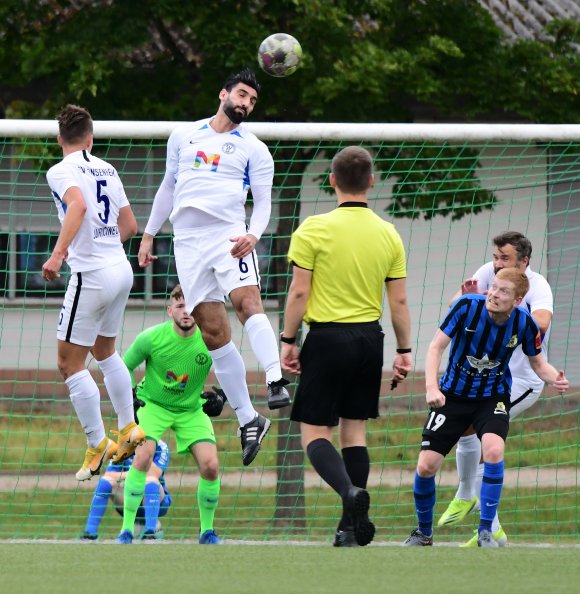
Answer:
[{"left": 288, "top": 203, "right": 407, "bottom": 324}]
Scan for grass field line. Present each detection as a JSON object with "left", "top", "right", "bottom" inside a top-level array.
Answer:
[
  {"left": 0, "top": 465, "right": 577, "bottom": 491},
  {"left": 2, "top": 538, "right": 580, "bottom": 548}
]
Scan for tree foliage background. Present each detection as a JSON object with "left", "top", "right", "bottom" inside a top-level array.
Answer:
[
  {"left": 1, "top": 0, "right": 578, "bottom": 123},
  {"left": 1, "top": 1, "right": 577, "bottom": 220}
]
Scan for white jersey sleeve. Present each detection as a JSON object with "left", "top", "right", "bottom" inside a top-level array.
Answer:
[{"left": 46, "top": 150, "right": 130, "bottom": 273}]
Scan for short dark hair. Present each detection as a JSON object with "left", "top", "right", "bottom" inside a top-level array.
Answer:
[
  {"left": 223, "top": 68, "right": 261, "bottom": 94},
  {"left": 331, "top": 146, "right": 373, "bottom": 194},
  {"left": 170, "top": 284, "right": 184, "bottom": 302},
  {"left": 57, "top": 104, "right": 93, "bottom": 145},
  {"left": 492, "top": 231, "right": 532, "bottom": 262}
]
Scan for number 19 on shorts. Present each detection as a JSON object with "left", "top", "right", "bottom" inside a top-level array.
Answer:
[{"left": 425, "top": 411, "right": 446, "bottom": 431}]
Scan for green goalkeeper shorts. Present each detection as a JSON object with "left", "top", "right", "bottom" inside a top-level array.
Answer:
[{"left": 137, "top": 398, "right": 216, "bottom": 454}]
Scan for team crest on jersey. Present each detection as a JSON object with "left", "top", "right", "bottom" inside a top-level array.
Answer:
[
  {"left": 494, "top": 402, "right": 508, "bottom": 415},
  {"left": 466, "top": 353, "right": 501, "bottom": 373},
  {"left": 195, "top": 353, "right": 209, "bottom": 365},
  {"left": 166, "top": 371, "right": 189, "bottom": 388},
  {"left": 506, "top": 334, "right": 519, "bottom": 348},
  {"left": 222, "top": 142, "right": 235, "bottom": 154}
]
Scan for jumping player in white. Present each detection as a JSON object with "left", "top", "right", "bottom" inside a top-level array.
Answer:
[
  {"left": 438, "top": 231, "right": 553, "bottom": 546},
  {"left": 42, "top": 104, "right": 145, "bottom": 481},
  {"left": 137, "top": 69, "right": 289, "bottom": 466}
]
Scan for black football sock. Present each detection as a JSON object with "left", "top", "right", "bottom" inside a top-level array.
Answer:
[
  {"left": 306, "top": 438, "right": 352, "bottom": 501},
  {"left": 337, "top": 446, "right": 370, "bottom": 531}
]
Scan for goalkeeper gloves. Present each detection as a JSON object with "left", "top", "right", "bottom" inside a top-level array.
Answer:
[
  {"left": 132, "top": 386, "right": 146, "bottom": 423},
  {"left": 200, "top": 386, "right": 227, "bottom": 417}
]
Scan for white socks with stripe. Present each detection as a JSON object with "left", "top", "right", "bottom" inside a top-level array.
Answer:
[
  {"left": 97, "top": 351, "right": 134, "bottom": 429},
  {"left": 66, "top": 369, "right": 105, "bottom": 448},
  {"left": 244, "top": 313, "right": 283, "bottom": 384},
  {"left": 210, "top": 341, "right": 256, "bottom": 427}
]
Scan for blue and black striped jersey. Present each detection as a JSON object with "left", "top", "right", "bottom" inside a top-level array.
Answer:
[{"left": 439, "top": 295, "right": 541, "bottom": 398}]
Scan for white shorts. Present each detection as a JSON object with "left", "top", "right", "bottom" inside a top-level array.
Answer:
[
  {"left": 57, "top": 259, "right": 133, "bottom": 346},
  {"left": 173, "top": 221, "right": 261, "bottom": 313},
  {"left": 509, "top": 377, "right": 543, "bottom": 419}
]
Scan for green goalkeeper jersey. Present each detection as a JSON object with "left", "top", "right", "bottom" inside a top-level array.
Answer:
[{"left": 123, "top": 321, "right": 212, "bottom": 413}]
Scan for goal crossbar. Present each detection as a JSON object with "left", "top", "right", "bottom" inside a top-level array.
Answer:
[{"left": 1, "top": 120, "right": 580, "bottom": 141}]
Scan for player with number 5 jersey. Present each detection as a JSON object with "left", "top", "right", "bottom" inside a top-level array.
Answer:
[
  {"left": 43, "top": 104, "right": 145, "bottom": 483},
  {"left": 138, "top": 69, "right": 290, "bottom": 467}
]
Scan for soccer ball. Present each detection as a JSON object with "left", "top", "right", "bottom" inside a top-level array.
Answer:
[{"left": 257, "top": 33, "right": 302, "bottom": 78}]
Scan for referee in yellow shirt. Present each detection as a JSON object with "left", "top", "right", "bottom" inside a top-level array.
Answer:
[{"left": 280, "top": 146, "right": 412, "bottom": 547}]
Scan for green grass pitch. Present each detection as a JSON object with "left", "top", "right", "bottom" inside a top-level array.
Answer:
[{"left": 2, "top": 543, "right": 580, "bottom": 594}]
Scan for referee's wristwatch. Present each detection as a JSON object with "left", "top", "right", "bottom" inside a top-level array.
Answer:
[{"left": 280, "top": 333, "right": 297, "bottom": 344}]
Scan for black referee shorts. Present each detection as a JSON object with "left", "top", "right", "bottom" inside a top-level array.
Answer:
[{"left": 290, "top": 321, "right": 384, "bottom": 426}]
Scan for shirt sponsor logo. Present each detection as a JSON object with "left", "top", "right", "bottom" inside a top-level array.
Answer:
[
  {"left": 466, "top": 354, "right": 501, "bottom": 373},
  {"left": 194, "top": 151, "right": 220, "bottom": 171},
  {"left": 166, "top": 371, "right": 188, "bottom": 388}
]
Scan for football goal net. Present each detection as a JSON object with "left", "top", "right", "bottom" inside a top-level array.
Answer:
[{"left": 0, "top": 120, "right": 579, "bottom": 544}]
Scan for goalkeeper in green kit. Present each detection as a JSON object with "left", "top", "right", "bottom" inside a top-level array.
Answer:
[{"left": 117, "top": 284, "right": 225, "bottom": 544}]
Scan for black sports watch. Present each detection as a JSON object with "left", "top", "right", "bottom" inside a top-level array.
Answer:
[{"left": 280, "top": 333, "right": 297, "bottom": 344}]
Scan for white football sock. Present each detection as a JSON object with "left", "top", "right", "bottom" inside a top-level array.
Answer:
[
  {"left": 244, "top": 313, "right": 283, "bottom": 384},
  {"left": 97, "top": 351, "right": 134, "bottom": 429},
  {"left": 66, "top": 369, "right": 105, "bottom": 448},
  {"left": 455, "top": 433, "right": 482, "bottom": 500},
  {"left": 210, "top": 341, "right": 256, "bottom": 426}
]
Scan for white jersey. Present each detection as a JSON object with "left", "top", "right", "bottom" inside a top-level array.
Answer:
[
  {"left": 46, "top": 150, "right": 130, "bottom": 273},
  {"left": 473, "top": 261, "right": 553, "bottom": 391},
  {"left": 166, "top": 118, "right": 274, "bottom": 226}
]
